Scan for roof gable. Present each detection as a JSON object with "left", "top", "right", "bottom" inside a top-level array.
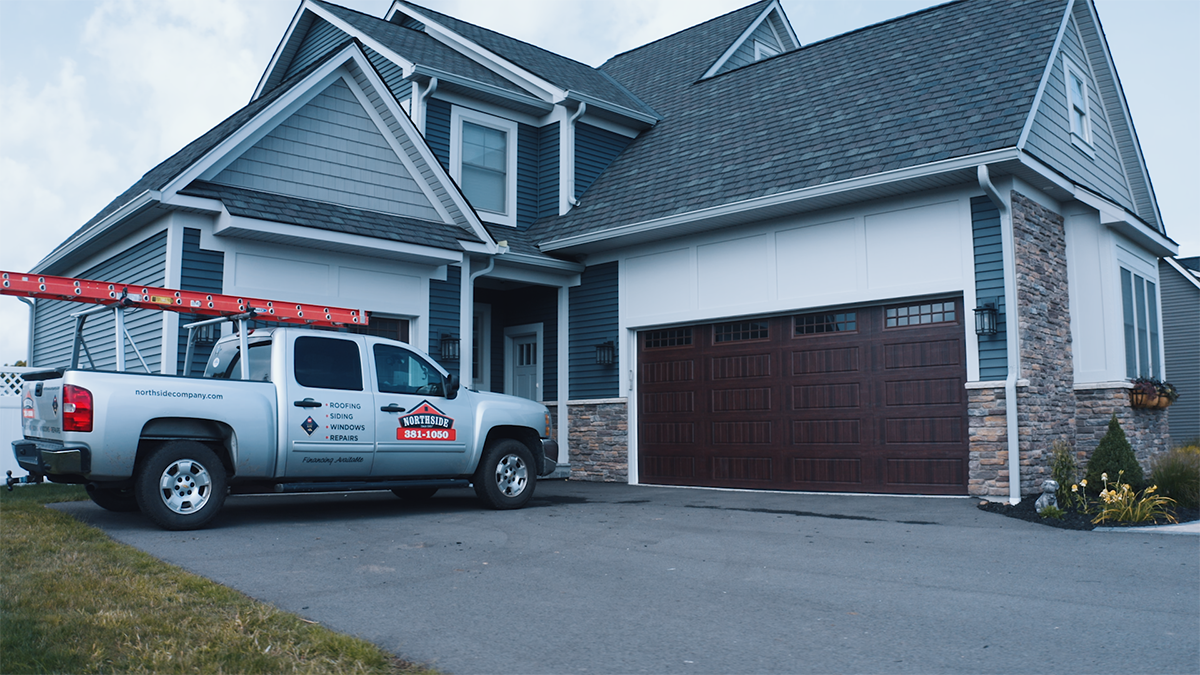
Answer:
[
  {"left": 38, "top": 41, "right": 494, "bottom": 273},
  {"left": 703, "top": 1, "right": 799, "bottom": 78}
]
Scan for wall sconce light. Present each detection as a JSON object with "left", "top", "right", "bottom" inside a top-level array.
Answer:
[
  {"left": 440, "top": 334, "right": 460, "bottom": 361},
  {"left": 595, "top": 341, "right": 615, "bottom": 366},
  {"left": 973, "top": 300, "right": 999, "bottom": 336}
]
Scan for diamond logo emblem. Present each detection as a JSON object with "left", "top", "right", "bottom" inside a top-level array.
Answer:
[{"left": 301, "top": 416, "right": 318, "bottom": 436}]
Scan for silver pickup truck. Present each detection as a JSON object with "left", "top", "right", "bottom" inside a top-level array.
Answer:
[{"left": 13, "top": 327, "right": 558, "bottom": 529}]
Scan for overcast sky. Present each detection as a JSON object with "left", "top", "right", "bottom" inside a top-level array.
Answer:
[{"left": 0, "top": 0, "right": 1196, "bottom": 367}]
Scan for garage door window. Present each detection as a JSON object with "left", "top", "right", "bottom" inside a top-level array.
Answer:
[
  {"left": 795, "top": 311, "right": 857, "bottom": 335},
  {"left": 714, "top": 321, "right": 769, "bottom": 343},
  {"left": 884, "top": 301, "right": 956, "bottom": 328},
  {"left": 644, "top": 328, "right": 692, "bottom": 348}
]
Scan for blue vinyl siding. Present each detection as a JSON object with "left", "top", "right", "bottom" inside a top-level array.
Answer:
[
  {"left": 479, "top": 287, "right": 559, "bottom": 400},
  {"left": 32, "top": 231, "right": 167, "bottom": 372},
  {"left": 213, "top": 79, "right": 439, "bottom": 220},
  {"left": 538, "top": 123, "right": 560, "bottom": 219},
  {"left": 574, "top": 123, "right": 631, "bottom": 199},
  {"left": 425, "top": 97, "right": 451, "bottom": 170},
  {"left": 361, "top": 44, "right": 410, "bottom": 110},
  {"left": 284, "top": 18, "right": 345, "bottom": 80},
  {"left": 428, "top": 264, "right": 461, "bottom": 371},
  {"left": 569, "top": 262, "right": 619, "bottom": 399},
  {"left": 718, "top": 16, "right": 785, "bottom": 74},
  {"left": 1023, "top": 17, "right": 1133, "bottom": 214},
  {"left": 176, "top": 228, "right": 225, "bottom": 377},
  {"left": 517, "top": 123, "right": 539, "bottom": 230},
  {"left": 971, "top": 196, "right": 1008, "bottom": 380}
]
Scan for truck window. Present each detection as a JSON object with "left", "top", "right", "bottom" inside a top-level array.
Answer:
[
  {"left": 373, "top": 344, "right": 445, "bottom": 396},
  {"left": 204, "top": 342, "right": 272, "bottom": 381},
  {"left": 294, "top": 336, "right": 363, "bottom": 391}
]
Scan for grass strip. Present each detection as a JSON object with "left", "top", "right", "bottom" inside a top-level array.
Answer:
[{"left": 1, "top": 484, "right": 437, "bottom": 674}]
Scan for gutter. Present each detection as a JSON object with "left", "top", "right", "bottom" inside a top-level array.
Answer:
[
  {"left": 33, "top": 190, "right": 162, "bottom": 274},
  {"left": 410, "top": 66, "right": 553, "bottom": 115},
  {"left": 567, "top": 102, "right": 587, "bottom": 207},
  {"left": 459, "top": 247, "right": 505, "bottom": 385},
  {"left": 416, "top": 76, "right": 438, "bottom": 134},
  {"left": 978, "top": 165, "right": 1022, "bottom": 506},
  {"left": 19, "top": 297, "right": 34, "bottom": 365}
]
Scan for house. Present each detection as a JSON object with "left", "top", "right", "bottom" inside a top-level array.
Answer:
[
  {"left": 1159, "top": 257, "right": 1199, "bottom": 444},
  {"left": 23, "top": 0, "right": 1179, "bottom": 501}
]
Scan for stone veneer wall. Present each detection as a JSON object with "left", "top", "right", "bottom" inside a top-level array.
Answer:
[
  {"left": 967, "top": 385, "right": 1009, "bottom": 497},
  {"left": 1076, "top": 385, "right": 1171, "bottom": 472},
  {"left": 1011, "top": 192, "right": 1076, "bottom": 495},
  {"left": 567, "top": 399, "right": 628, "bottom": 481}
]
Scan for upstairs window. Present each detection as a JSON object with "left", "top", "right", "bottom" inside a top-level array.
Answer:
[
  {"left": 451, "top": 106, "right": 518, "bottom": 226},
  {"left": 1064, "top": 58, "right": 1093, "bottom": 149},
  {"left": 1121, "top": 268, "right": 1161, "bottom": 379}
]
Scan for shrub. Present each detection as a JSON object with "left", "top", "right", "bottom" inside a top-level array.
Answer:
[
  {"left": 1150, "top": 445, "right": 1200, "bottom": 509},
  {"left": 1085, "top": 415, "right": 1144, "bottom": 492},
  {"left": 1050, "top": 440, "right": 1078, "bottom": 505}
]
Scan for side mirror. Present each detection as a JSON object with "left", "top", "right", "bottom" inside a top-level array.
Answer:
[{"left": 446, "top": 374, "right": 460, "bottom": 399}]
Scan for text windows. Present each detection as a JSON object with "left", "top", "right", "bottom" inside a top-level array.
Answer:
[
  {"left": 1121, "top": 268, "right": 1161, "bottom": 379},
  {"left": 451, "top": 106, "right": 518, "bottom": 226}
]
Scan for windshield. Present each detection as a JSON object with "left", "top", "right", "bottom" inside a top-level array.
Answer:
[{"left": 204, "top": 340, "right": 272, "bottom": 381}]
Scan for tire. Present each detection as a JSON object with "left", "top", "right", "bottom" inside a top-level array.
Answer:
[
  {"left": 391, "top": 487, "right": 438, "bottom": 501},
  {"left": 85, "top": 483, "right": 140, "bottom": 512},
  {"left": 473, "top": 439, "right": 536, "bottom": 510},
  {"left": 135, "top": 441, "right": 228, "bottom": 530}
]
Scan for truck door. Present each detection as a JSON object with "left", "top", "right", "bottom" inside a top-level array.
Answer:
[
  {"left": 285, "top": 334, "right": 375, "bottom": 477},
  {"left": 370, "top": 341, "right": 472, "bottom": 477}
]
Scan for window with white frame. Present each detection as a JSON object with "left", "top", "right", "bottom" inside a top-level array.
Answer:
[
  {"left": 1064, "top": 58, "right": 1092, "bottom": 147},
  {"left": 1120, "top": 267, "right": 1161, "bottom": 379},
  {"left": 450, "top": 106, "right": 518, "bottom": 227}
]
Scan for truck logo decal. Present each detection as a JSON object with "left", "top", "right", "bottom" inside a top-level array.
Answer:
[
  {"left": 52, "top": 395, "right": 58, "bottom": 417},
  {"left": 22, "top": 394, "right": 34, "bottom": 419},
  {"left": 301, "top": 416, "right": 318, "bottom": 435},
  {"left": 397, "top": 401, "right": 457, "bottom": 441}
]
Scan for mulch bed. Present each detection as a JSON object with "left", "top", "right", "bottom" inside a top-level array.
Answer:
[{"left": 977, "top": 497, "right": 1200, "bottom": 531}]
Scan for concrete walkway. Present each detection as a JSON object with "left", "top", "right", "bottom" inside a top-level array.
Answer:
[{"left": 57, "top": 481, "right": 1200, "bottom": 674}]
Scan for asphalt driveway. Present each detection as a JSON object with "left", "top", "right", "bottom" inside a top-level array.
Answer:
[{"left": 56, "top": 481, "right": 1199, "bottom": 674}]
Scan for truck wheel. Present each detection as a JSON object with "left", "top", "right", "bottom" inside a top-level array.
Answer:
[
  {"left": 135, "top": 441, "right": 227, "bottom": 530},
  {"left": 85, "top": 484, "right": 140, "bottom": 512},
  {"left": 473, "top": 439, "right": 536, "bottom": 509},
  {"left": 392, "top": 487, "right": 438, "bottom": 501}
]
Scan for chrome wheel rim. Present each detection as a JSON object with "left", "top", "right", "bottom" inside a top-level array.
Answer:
[
  {"left": 494, "top": 453, "right": 528, "bottom": 497},
  {"left": 158, "top": 459, "right": 213, "bottom": 514}
]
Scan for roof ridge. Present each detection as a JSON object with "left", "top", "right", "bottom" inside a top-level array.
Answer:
[{"left": 602, "top": 0, "right": 772, "bottom": 68}]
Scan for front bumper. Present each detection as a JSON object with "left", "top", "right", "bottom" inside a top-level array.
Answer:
[
  {"left": 539, "top": 438, "right": 559, "bottom": 476},
  {"left": 12, "top": 440, "right": 90, "bottom": 476}
]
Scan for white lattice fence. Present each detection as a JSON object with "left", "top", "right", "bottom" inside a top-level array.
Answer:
[{"left": 2, "top": 368, "right": 41, "bottom": 478}]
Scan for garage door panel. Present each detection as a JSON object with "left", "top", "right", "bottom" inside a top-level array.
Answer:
[
  {"left": 638, "top": 299, "right": 968, "bottom": 495},
  {"left": 792, "top": 457, "right": 863, "bottom": 484}
]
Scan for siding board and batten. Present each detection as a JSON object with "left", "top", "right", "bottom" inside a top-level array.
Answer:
[
  {"left": 428, "top": 264, "right": 461, "bottom": 371},
  {"left": 425, "top": 97, "right": 452, "bottom": 169},
  {"left": 32, "top": 231, "right": 168, "bottom": 372},
  {"left": 1159, "top": 259, "right": 1199, "bottom": 442},
  {"left": 575, "top": 123, "right": 632, "bottom": 199},
  {"left": 176, "top": 228, "right": 225, "bottom": 377}
]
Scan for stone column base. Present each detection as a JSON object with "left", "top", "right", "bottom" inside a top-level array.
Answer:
[{"left": 566, "top": 398, "right": 629, "bottom": 482}]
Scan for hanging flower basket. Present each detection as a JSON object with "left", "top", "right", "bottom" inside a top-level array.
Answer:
[{"left": 1130, "top": 378, "right": 1179, "bottom": 410}]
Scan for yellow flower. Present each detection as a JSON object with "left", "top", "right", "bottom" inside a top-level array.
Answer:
[
  {"left": 1081, "top": 479, "right": 1087, "bottom": 487},
  {"left": 1071, "top": 484, "right": 1078, "bottom": 492}
]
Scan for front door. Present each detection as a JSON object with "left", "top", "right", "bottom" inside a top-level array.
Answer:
[
  {"left": 285, "top": 334, "right": 375, "bottom": 477},
  {"left": 370, "top": 341, "right": 473, "bottom": 477},
  {"left": 505, "top": 323, "right": 542, "bottom": 401}
]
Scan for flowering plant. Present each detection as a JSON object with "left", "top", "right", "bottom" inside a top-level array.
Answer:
[{"left": 1092, "top": 470, "right": 1177, "bottom": 524}]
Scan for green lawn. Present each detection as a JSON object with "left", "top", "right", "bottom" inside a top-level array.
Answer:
[{"left": 1, "top": 484, "right": 437, "bottom": 674}]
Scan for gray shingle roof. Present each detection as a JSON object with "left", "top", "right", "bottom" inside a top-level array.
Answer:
[
  {"left": 181, "top": 180, "right": 481, "bottom": 249},
  {"left": 530, "top": 0, "right": 1066, "bottom": 245},
  {"left": 395, "top": 0, "right": 656, "bottom": 117},
  {"left": 312, "top": 0, "right": 527, "bottom": 95}
]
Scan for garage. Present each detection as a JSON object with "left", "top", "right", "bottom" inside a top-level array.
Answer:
[{"left": 637, "top": 298, "right": 968, "bottom": 495}]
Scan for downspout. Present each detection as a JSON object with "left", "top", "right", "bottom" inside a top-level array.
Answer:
[
  {"left": 567, "top": 102, "right": 587, "bottom": 207},
  {"left": 18, "top": 297, "right": 34, "bottom": 365},
  {"left": 459, "top": 254, "right": 498, "bottom": 386},
  {"left": 978, "top": 165, "right": 1022, "bottom": 505},
  {"left": 416, "top": 77, "right": 438, "bottom": 134}
]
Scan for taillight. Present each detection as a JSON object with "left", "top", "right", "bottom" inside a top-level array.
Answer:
[{"left": 63, "top": 385, "right": 93, "bottom": 432}]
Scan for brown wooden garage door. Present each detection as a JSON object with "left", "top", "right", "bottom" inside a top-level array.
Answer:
[{"left": 637, "top": 298, "right": 968, "bottom": 495}]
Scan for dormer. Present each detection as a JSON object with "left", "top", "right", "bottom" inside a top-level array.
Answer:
[{"left": 702, "top": 0, "right": 799, "bottom": 78}]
